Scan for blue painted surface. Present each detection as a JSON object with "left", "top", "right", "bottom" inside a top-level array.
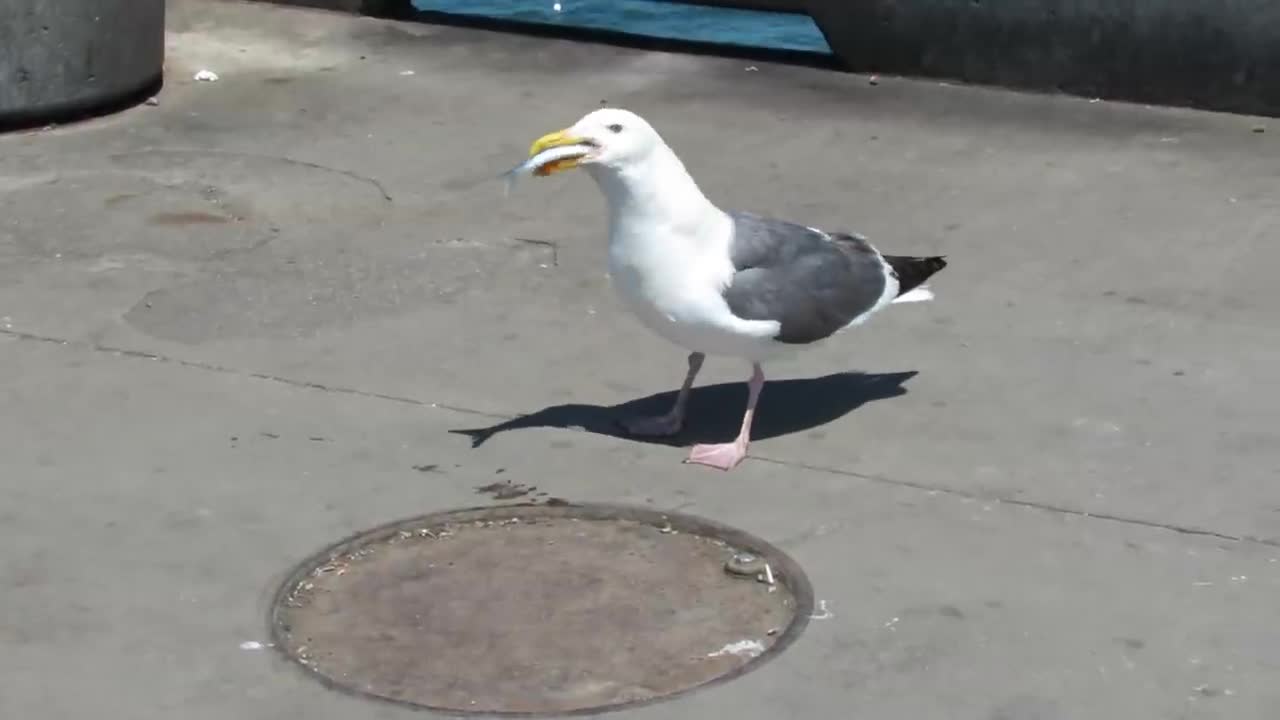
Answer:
[{"left": 411, "top": 0, "right": 831, "bottom": 53}]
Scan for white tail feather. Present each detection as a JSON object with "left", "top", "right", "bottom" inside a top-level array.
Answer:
[{"left": 892, "top": 286, "right": 935, "bottom": 304}]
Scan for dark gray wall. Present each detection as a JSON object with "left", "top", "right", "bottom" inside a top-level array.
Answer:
[
  {"left": 253, "top": 0, "right": 1280, "bottom": 117},
  {"left": 808, "top": 0, "right": 1280, "bottom": 117},
  {"left": 0, "top": 0, "right": 165, "bottom": 129}
]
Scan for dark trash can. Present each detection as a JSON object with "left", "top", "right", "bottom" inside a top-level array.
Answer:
[{"left": 0, "top": 0, "right": 165, "bottom": 129}]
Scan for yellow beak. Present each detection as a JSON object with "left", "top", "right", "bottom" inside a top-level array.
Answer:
[{"left": 528, "top": 129, "right": 589, "bottom": 176}]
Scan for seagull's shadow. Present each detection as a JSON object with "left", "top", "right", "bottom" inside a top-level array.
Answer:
[{"left": 451, "top": 370, "right": 918, "bottom": 448}]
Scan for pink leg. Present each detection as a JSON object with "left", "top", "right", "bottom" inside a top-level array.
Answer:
[
  {"left": 622, "top": 352, "right": 705, "bottom": 437},
  {"left": 685, "top": 363, "right": 764, "bottom": 471}
]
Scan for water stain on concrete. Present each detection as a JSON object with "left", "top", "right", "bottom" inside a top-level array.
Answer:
[
  {"left": 104, "top": 193, "right": 140, "bottom": 207},
  {"left": 148, "top": 211, "right": 231, "bottom": 226},
  {"left": 1115, "top": 637, "right": 1145, "bottom": 650},
  {"left": 475, "top": 480, "right": 535, "bottom": 500}
]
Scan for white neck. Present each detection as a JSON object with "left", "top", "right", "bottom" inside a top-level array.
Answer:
[{"left": 584, "top": 144, "right": 723, "bottom": 236}]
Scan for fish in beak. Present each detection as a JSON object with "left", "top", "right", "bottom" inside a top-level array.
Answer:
[
  {"left": 500, "top": 127, "right": 599, "bottom": 195},
  {"left": 527, "top": 129, "right": 595, "bottom": 176}
]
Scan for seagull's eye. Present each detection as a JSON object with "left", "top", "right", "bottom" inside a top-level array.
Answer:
[{"left": 607, "top": 123, "right": 624, "bottom": 134}]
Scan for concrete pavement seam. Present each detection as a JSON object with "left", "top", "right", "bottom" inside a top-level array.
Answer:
[
  {"left": 751, "top": 456, "right": 1269, "bottom": 548},
  {"left": 0, "top": 327, "right": 494, "bottom": 417},
  {"left": 6, "top": 326, "right": 1274, "bottom": 550}
]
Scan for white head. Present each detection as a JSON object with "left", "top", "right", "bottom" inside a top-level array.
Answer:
[
  {"left": 522, "top": 108, "right": 716, "bottom": 221},
  {"left": 524, "top": 108, "right": 666, "bottom": 175}
]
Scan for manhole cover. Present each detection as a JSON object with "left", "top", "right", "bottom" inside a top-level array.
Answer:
[{"left": 270, "top": 503, "right": 812, "bottom": 716}]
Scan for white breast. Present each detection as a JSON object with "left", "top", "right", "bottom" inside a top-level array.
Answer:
[
  {"left": 583, "top": 141, "right": 783, "bottom": 359},
  {"left": 606, "top": 210, "right": 782, "bottom": 358}
]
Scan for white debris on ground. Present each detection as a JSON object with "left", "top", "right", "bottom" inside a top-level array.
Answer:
[
  {"left": 194, "top": 69, "right": 219, "bottom": 82},
  {"left": 810, "top": 599, "right": 834, "bottom": 620},
  {"left": 708, "top": 639, "right": 765, "bottom": 659},
  {"left": 239, "top": 640, "right": 267, "bottom": 650}
]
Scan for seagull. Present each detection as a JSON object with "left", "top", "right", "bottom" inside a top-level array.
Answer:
[{"left": 520, "top": 108, "right": 946, "bottom": 470}]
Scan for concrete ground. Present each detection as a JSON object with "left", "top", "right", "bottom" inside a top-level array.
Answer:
[{"left": 3, "top": 1, "right": 1280, "bottom": 718}]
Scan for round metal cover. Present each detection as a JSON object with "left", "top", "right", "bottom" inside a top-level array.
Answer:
[{"left": 270, "top": 503, "right": 812, "bottom": 716}]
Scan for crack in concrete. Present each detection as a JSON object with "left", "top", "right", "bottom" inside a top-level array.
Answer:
[
  {"left": 108, "top": 148, "right": 395, "bottom": 203},
  {"left": 4, "top": 326, "right": 1275, "bottom": 549},
  {"left": 513, "top": 237, "right": 559, "bottom": 267}
]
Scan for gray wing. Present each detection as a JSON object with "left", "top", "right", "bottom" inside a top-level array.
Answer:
[{"left": 721, "top": 211, "right": 888, "bottom": 345}]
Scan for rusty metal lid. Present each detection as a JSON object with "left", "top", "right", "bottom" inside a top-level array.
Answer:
[{"left": 270, "top": 503, "right": 812, "bottom": 716}]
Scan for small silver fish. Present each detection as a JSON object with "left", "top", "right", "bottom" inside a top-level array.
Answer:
[{"left": 501, "top": 143, "right": 594, "bottom": 196}]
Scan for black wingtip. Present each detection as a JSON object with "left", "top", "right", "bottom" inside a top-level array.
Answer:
[{"left": 884, "top": 254, "right": 948, "bottom": 295}]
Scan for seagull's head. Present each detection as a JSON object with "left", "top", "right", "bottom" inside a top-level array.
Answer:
[{"left": 525, "top": 108, "right": 663, "bottom": 176}]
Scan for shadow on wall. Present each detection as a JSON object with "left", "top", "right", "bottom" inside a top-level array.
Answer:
[
  {"left": 257, "top": 0, "right": 412, "bottom": 13},
  {"left": 258, "top": 0, "right": 837, "bottom": 68}
]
